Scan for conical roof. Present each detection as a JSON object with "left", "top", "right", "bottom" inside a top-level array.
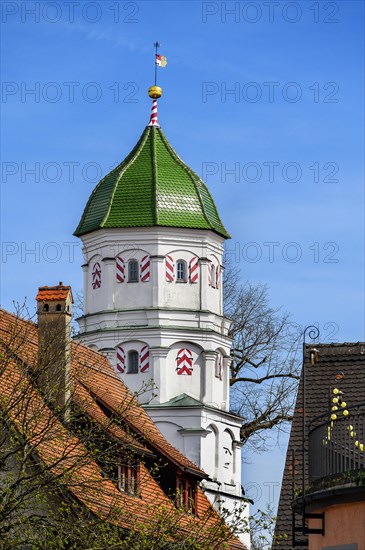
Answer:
[{"left": 74, "top": 125, "right": 230, "bottom": 238}]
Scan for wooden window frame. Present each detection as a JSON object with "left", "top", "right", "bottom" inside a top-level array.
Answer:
[
  {"left": 118, "top": 462, "right": 140, "bottom": 497},
  {"left": 176, "top": 474, "right": 197, "bottom": 514}
]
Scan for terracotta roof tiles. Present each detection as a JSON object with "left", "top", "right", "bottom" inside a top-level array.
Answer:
[
  {"left": 36, "top": 283, "right": 73, "bottom": 302},
  {"left": 0, "top": 308, "right": 245, "bottom": 548}
]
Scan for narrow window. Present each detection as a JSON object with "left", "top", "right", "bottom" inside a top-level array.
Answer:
[
  {"left": 128, "top": 260, "right": 139, "bottom": 282},
  {"left": 176, "top": 476, "right": 196, "bottom": 514},
  {"left": 187, "top": 483, "right": 196, "bottom": 514},
  {"left": 118, "top": 462, "right": 139, "bottom": 496},
  {"left": 127, "top": 350, "right": 139, "bottom": 374},
  {"left": 43, "top": 304, "right": 49, "bottom": 312},
  {"left": 56, "top": 304, "right": 62, "bottom": 312},
  {"left": 176, "top": 260, "right": 187, "bottom": 282}
]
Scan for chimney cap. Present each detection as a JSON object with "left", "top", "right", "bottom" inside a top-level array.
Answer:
[{"left": 36, "top": 283, "right": 74, "bottom": 303}]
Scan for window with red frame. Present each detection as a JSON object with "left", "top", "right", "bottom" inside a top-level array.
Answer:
[
  {"left": 118, "top": 462, "right": 140, "bottom": 496},
  {"left": 176, "top": 476, "right": 197, "bottom": 514}
]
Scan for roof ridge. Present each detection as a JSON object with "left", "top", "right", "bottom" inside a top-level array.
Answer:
[
  {"left": 157, "top": 129, "right": 213, "bottom": 232},
  {"left": 101, "top": 128, "right": 150, "bottom": 229},
  {"left": 156, "top": 128, "right": 229, "bottom": 238},
  {"left": 74, "top": 128, "right": 148, "bottom": 236}
]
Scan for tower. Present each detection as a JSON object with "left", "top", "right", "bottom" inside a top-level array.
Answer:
[{"left": 74, "top": 86, "right": 249, "bottom": 543}]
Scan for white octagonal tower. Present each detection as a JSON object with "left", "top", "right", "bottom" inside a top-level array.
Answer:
[{"left": 74, "top": 93, "right": 249, "bottom": 545}]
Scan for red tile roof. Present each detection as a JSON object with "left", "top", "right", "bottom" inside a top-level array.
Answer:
[
  {"left": 0, "top": 308, "right": 246, "bottom": 548},
  {"left": 36, "top": 282, "right": 73, "bottom": 302}
]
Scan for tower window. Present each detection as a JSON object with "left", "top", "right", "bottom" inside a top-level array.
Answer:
[
  {"left": 56, "top": 304, "right": 62, "bottom": 312},
  {"left": 128, "top": 260, "right": 139, "bottom": 282},
  {"left": 43, "top": 304, "right": 49, "bottom": 312},
  {"left": 127, "top": 350, "right": 139, "bottom": 374},
  {"left": 176, "top": 260, "right": 187, "bottom": 282}
]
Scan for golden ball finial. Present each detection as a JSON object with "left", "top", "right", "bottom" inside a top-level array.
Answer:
[{"left": 148, "top": 86, "right": 162, "bottom": 99}]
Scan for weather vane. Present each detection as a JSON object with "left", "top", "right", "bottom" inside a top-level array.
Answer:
[
  {"left": 148, "top": 42, "right": 167, "bottom": 127},
  {"left": 148, "top": 41, "right": 167, "bottom": 100}
]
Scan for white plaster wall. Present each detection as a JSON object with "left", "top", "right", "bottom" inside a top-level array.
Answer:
[
  {"left": 164, "top": 341, "right": 204, "bottom": 402},
  {"left": 153, "top": 420, "right": 184, "bottom": 453},
  {"left": 163, "top": 248, "right": 200, "bottom": 309},
  {"left": 79, "top": 227, "right": 225, "bottom": 318},
  {"left": 111, "top": 339, "right": 154, "bottom": 403},
  {"left": 114, "top": 247, "right": 153, "bottom": 310}
]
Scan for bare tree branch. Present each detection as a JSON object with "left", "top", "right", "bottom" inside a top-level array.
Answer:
[{"left": 223, "top": 255, "right": 302, "bottom": 452}]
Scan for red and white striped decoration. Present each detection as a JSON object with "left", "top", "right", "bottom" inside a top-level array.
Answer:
[
  {"left": 216, "top": 265, "right": 222, "bottom": 289},
  {"left": 140, "top": 255, "right": 150, "bottom": 282},
  {"left": 92, "top": 262, "right": 101, "bottom": 289},
  {"left": 189, "top": 256, "right": 199, "bottom": 283},
  {"left": 139, "top": 345, "right": 150, "bottom": 373},
  {"left": 148, "top": 99, "right": 159, "bottom": 127},
  {"left": 116, "top": 256, "right": 125, "bottom": 283},
  {"left": 116, "top": 346, "right": 125, "bottom": 373},
  {"left": 208, "top": 262, "right": 213, "bottom": 287},
  {"left": 176, "top": 348, "right": 193, "bottom": 376},
  {"left": 165, "top": 255, "right": 175, "bottom": 282}
]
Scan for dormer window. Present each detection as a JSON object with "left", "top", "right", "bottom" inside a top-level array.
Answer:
[
  {"left": 127, "top": 350, "right": 139, "bottom": 374},
  {"left": 128, "top": 260, "right": 139, "bottom": 282},
  {"left": 176, "top": 476, "right": 197, "bottom": 514},
  {"left": 118, "top": 462, "right": 140, "bottom": 496},
  {"left": 176, "top": 260, "right": 187, "bottom": 282}
]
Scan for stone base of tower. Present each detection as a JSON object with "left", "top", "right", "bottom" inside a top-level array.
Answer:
[{"left": 144, "top": 399, "right": 250, "bottom": 547}]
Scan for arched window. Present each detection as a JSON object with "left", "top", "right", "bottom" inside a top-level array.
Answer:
[
  {"left": 56, "top": 304, "right": 62, "bottom": 312},
  {"left": 43, "top": 304, "right": 49, "bottom": 312},
  {"left": 128, "top": 260, "right": 139, "bottom": 282},
  {"left": 127, "top": 350, "right": 139, "bottom": 374},
  {"left": 176, "top": 260, "right": 187, "bottom": 282}
]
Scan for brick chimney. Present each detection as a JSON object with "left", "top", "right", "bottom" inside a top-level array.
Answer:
[{"left": 36, "top": 282, "right": 73, "bottom": 415}]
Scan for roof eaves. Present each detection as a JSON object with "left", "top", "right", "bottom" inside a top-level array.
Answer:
[{"left": 82, "top": 383, "right": 207, "bottom": 478}]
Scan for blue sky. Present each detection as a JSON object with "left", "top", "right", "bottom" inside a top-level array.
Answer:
[{"left": 1, "top": 0, "right": 364, "bottom": 516}]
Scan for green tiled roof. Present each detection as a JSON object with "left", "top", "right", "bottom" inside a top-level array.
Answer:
[{"left": 74, "top": 126, "right": 230, "bottom": 238}]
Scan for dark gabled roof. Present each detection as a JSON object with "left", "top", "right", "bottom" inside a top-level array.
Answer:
[
  {"left": 74, "top": 126, "right": 230, "bottom": 239},
  {"left": 274, "top": 342, "right": 365, "bottom": 548}
]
